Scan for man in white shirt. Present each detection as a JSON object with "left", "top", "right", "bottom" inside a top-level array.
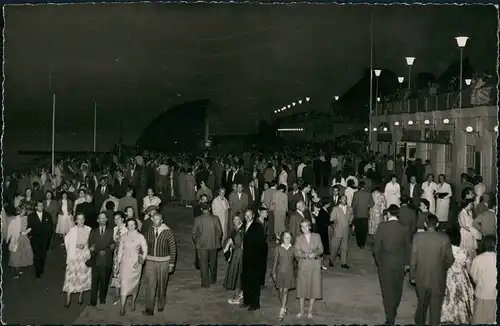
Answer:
[
  {"left": 470, "top": 235, "right": 497, "bottom": 324},
  {"left": 297, "top": 161, "right": 306, "bottom": 180}
]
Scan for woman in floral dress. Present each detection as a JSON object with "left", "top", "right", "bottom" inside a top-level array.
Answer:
[
  {"left": 6, "top": 205, "right": 34, "bottom": 278},
  {"left": 368, "top": 185, "right": 386, "bottom": 236},
  {"left": 440, "top": 227, "right": 474, "bottom": 323},
  {"left": 117, "top": 218, "right": 148, "bottom": 316},
  {"left": 20, "top": 188, "right": 36, "bottom": 214},
  {"left": 110, "top": 212, "right": 127, "bottom": 305},
  {"left": 62, "top": 212, "right": 92, "bottom": 307}
]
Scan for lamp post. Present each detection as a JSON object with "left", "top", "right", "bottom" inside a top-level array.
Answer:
[
  {"left": 334, "top": 96, "right": 339, "bottom": 101},
  {"left": 398, "top": 76, "right": 404, "bottom": 88},
  {"left": 405, "top": 57, "right": 415, "bottom": 89},
  {"left": 465, "top": 78, "right": 472, "bottom": 86},
  {"left": 455, "top": 36, "right": 469, "bottom": 109},
  {"left": 374, "top": 69, "right": 382, "bottom": 115}
]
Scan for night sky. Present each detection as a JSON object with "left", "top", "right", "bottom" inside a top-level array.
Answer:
[{"left": 3, "top": 4, "right": 498, "bottom": 162}]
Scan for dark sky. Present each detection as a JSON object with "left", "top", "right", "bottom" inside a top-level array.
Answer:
[{"left": 3, "top": 4, "right": 498, "bottom": 156}]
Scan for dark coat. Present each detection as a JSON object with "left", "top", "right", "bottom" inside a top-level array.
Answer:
[{"left": 241, "top": 221, "right": 267, "bottom": 290}]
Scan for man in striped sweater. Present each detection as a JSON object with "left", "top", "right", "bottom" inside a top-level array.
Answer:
[{"left": 141, "top": 213, "right": 177, "bottom": 316}]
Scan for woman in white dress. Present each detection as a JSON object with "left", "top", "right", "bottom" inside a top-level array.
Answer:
[
  {"left": 383, "top": 175, "right": 401, "bottom": 207},
  {"left": 212, "top": 187, "right": 230, "bottom": 242},
  {"left": 142, "top": 188, "right": 161, "bottom": 214},
  {"left": 117, "top": 218, "right": 148, "bottom": 315},
  {"left": 62, "top": 213, "right": 91, "bottom": 307},
  {"left": 344, "top": 179, "right": 358, "bottom": 207},
  {"left": 435, "top": 174, "right": 452, "bottom": 223},
  {"left": 278, "top": 165, "right": 288, "bottom": 188},
  {"left": 110, "top": 212, "right": 128, "bottom": 305},
  {"left": 56, "top": 191, "right": 74, "bottom": 236},
  {"left": 458, "top": 199, "right": 479, "bottom": 258},
  {"left": 421, "top": 174, "right": 437, "bottom": 214},
  {"left": 472, "top": 175, "right": 486, "bottom": 206}
]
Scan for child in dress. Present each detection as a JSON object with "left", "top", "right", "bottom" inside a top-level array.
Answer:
[{"left": 272, "top": 231, "right": 296, "bottom": 320}]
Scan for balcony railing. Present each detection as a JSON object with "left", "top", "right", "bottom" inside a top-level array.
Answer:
[{"left": 373, "top": 85, "right": 497, "bottom": 116}]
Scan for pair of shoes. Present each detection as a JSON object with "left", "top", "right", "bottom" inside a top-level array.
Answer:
[
  {"left": 321, "top": 265, "right": 327, "bottom": 270},
  {"left": 142, "top": 310, "right": 154, "bottom": 316},
  {"left": 239, "top": 303, "right": 250, "bottom": 308},
  {"left": 64, "top": 303, "right": 70, "bottom": 308},
  {"left": 112, "top": 299, "right": 119, "bottom": 305},
  {"left": 248, "top": 305, "right": 259, "bottom": 311},
  {"left": 119, "top": 310, "right": 125, "bottom": 316},
  {"left": 158, "top": 307, "right": 164, "bottom": 312},
  {"left": 307, "top": 312, "right": 313, "bottom": 319},
  {"left": 341, "top": 264, "right": 350, "bottom": 269},
  {"left": 100, "top": 300, "right": 106, "bottom": 304},
  {"left": 328, "top": 262, "right": 334, "bottom": 267},
  {"left": 297, "top": 312, "right": 304, "bottom": 318},
  {"left": 228, "top": 298, "right": 239, "bottom": 304},
  {"left": 89, "top": 303, "right": 97, "bottom": 307}
]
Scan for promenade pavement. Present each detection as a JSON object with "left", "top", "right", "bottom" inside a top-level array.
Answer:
[{"left": 73, "top": 205, "right": 419, "bottom": 325}]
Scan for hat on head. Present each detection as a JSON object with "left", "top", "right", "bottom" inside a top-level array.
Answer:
[{"left": 146, "top": 205, "right": 159, "bottom": 213}]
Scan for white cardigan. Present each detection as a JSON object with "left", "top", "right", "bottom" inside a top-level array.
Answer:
[{"left": 64, "top": 225, "right": 91, "bottom": 264}]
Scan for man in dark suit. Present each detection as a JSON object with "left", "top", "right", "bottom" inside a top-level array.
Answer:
[
  {"left": 27, "top": 201, "right": 54, "bottom": 278},
  {"left": 373, "top": 204, "right": 411, "bottom": 324},
  {"left": 113, "top": 169, "right": 129, "bottom": 199},
  {"left": 245, "top": 179, "right": 259, "bottom": 212},
  {"left": 93, "top": 177, "right": 110, "bottom": 214},
  {"left": 398, "top": 196, "right": 417, "bottom": 240},
  {"left": 240, "top": 209, "right": 267, "bottom": 311},
  {"left": 410, "top": 214, "right": 454, "bottom": 326},
  {"left": 228, "top": 184, "right": 249, "bottom": 230},
  {"left": 291, "top": 183, "right": 311, "bottom": 213},
  {"left": 301, "top": 160, "right": 315, "bottom": 187},
  {"left": 192, "top": 203, "right": 223, "bottom": 288},
  {"left": 192, "top": 194, "right": 210, "bottom": 270},
  {"left": 329, "top": 185, "right": 341, "bottom": 212},
  {"left": 88, "top": 212, "right": 115, "bottom": 306},
  {"left": 3, "top": 175, "right": 17, "bottom": 206},
  {"left": 223, "top": 164, "right": 233, "bottom": 193},
  {"left": 351, "top": 181, "right": 373, "bottom": 248},
  {"left": 403, "top": 175, "right": 422, "bottom": 209},
  {"left": 231, "top": 166, "right": 246, "bottom": 187}
]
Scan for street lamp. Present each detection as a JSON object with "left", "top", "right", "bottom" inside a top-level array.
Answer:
[
  {"left": 334, "top": 96, "right": 339, "bottom": 101},
  {"left": 298, "top": 100, "right": 303, "bottom": 104},
  {"left": 305, "top": 97, "right": 310, "bottom": 102},
  {"left": 456, "top": 36, "right": 469, "bottom": 109},
  {"left": 405, "top": 57, "right": 416, "bottom": 89},
  {"left": 398, "top": 76, "right": 404, "bottom": 88},
  {"left": 377, "top": 97, "right": 381, "bottom": 102},
  {"left": 465, "top": 78, "right": 472, "bottom": 86},
  {"left": 292, "top": 102, "right": 296, "bottom": 106}
]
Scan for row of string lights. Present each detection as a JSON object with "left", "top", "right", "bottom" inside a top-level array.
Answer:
[{"left": 274, "top": 97, "right": 311, "bottom": 114}]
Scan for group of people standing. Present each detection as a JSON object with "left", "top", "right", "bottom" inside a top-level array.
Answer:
[{"left": 3, "top": 148, "right": 496, "bottom": 324}]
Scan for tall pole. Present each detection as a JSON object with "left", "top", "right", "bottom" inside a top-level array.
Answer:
[
  {"left": 51, "top": 94, "right": 56, "bottom": 176},
  {"left": 368, "top": 11, "right": 374, "bottom": 147},
  {"left": 459, "top": 48, "right": 463, "bottom": 109},
  {"left": 93, "top": 102, "right": 97, "bottom": 152},
  {"left": 408, "top": 65, "right": 412, "bottom": 89}
]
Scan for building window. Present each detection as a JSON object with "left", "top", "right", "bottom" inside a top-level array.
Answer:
[
  {"left": 466, "top": 145, "right": 475, "bottom": 169},
  {"left": 445, "top": 145, "right": 452, "bottom": 177}
]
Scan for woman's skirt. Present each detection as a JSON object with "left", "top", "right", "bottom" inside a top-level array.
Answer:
[
  {"left": 9, "top": 235, "right": 34, "bottom": 268},
  {"left": 274, "top": 210, "right": 286, "bottom": 234},
  {"left": 223, "top": 249, "right": 243, "bottom": 290},
  {"left": 296, "top": 259, "right": 322, "bottom": 299},
  {"left": 56, "top": 213, "right": 74, "bottom": 235},
  {"left": 120, "top": 259, "right": 142, "bottom": 296},
  {"left": 62, "top": 248, "right": 91, "bottom": 293}
]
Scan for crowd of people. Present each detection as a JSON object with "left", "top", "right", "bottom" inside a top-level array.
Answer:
[{"left": 2, "top": 146, "right": 496, "bottom": 323}]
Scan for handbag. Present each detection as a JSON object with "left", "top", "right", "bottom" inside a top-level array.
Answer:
[
  {"left": 85, "top": 252, "right": 97, "bottom": 267},
  {"left": 224, "top": 247, "right": 233, "bottom": 262}
]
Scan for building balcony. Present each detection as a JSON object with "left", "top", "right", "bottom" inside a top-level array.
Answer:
[{"left": 373, "top": 85, "right": 497, "bottom": 116}]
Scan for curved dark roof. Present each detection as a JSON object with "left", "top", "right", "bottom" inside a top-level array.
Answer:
[{"left": 137, "top": 100, "right": 209, "bottom": 152}]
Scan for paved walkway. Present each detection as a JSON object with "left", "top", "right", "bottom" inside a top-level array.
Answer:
[{"left": 74, "top": 205, "right": 418, "bottom": 325}]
